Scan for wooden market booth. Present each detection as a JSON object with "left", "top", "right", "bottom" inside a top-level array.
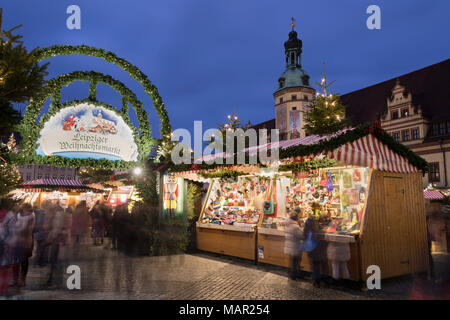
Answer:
[{"left": 172, "top": 124, "right": 430, "bottom": 281}]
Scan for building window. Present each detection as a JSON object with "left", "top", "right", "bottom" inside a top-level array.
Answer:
[
  {"left": 279, "top": 97, "right": 283, "bottom": 103},
  {"left": 53, "top": 175, "right": 57, "bottom": 179},
  {"left": 412, "top": 128, "right": 420, "bottom": 140},
  {"left": 402, "top": 130, "right": 410, "bottom": 141},
  {"left": 60, "top": 175, "right": 65, "bottom": 179},
  {"left": 439, "top": 122, "right": 446, "bottom": 135},
  {"left": 391, "top": 111, "right": 399, "bottom": 120},
  {"left": 401, "top": 108, "right": 409, "bottom": 118},
  {"left": 44, "top": 174, "right": 49, "bottom": 179},
  {"left": 393, "top": 132, "right": 400, "bottom": 142},
  {"left": 26, "top": 174, "right": 31, "bottom": 181},
  {"left": 37, "top": 174, "right": 42, "bottom": 179},
  {"left": 432, "top": 124, "right": 439, "bottom": 136},
  {"left": 38, "top": 165, "right": 43, "bottom": 169},
  {"left": 292, "top": 107, "right": 297, "bottom": 110},
  {"left": 67, "top": 176, "right": 72, "bottom": 180},
  {"left": 428, "top": 162, "right": 440, "bottom": 183},
  {"left": 304, "top": 95, "right": 308, "bottom": 101},
  {"left": 291, "top": 95, "right": 297, "bottom": 100},
  {"left": 27, "top": 165, "right": 32, "bottom": 169}
]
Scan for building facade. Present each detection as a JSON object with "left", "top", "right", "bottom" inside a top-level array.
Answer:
[{"left": 341, "top": 59, "right": 450, "bottom": 188}]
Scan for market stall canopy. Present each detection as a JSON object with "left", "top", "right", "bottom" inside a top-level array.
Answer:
[
  {"left": 424, "top": 190, "right": 444, "bottom": 200},
  {"left": 170, "top": 122, "right": 427, "bottom": 177},
  {"left": 23, "top": 178, "right": 85, "bottom": 187},
  {"left": 21, "top": 178, "right": 104, "bottom": 192}
]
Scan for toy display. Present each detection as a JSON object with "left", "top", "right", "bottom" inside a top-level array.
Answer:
[{"left": 200, "top": 178, "right": 264, "bottom": 226}]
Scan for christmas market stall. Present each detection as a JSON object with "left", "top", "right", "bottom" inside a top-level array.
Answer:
[
  {"left": 14, "top": 178, "right": 106, "bottom": 209},
  {"left": 171, "top": 123, "right": 430, "bottom": 281}
]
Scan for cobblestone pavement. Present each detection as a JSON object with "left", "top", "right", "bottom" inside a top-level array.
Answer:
[{"left": 1, "top": 241, "right": 449, "bottom": 300}]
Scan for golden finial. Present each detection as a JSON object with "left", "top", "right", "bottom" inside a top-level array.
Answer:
[{"left": 290, "top": 17, "right": 296, "bottom": 30}]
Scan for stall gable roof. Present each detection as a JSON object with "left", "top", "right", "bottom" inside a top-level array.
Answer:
[{"left": 424, "top": 190, "right": 444, "bottom": 200}]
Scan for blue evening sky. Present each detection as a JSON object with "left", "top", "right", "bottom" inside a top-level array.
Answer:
[{"left": 2, "top": 0, "right": 449, "bottom": 139}]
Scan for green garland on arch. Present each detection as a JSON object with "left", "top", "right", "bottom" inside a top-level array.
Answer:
[{"left": 17, "top": 70, "right": 159, "bottom": 169}]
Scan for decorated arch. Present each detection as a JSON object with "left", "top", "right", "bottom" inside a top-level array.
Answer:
[{"left": 17, "top": 45, "right": 171, "bottom": 169}]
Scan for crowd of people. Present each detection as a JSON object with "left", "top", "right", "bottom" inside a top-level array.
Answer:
[
  {"left": 284, "top": 208, "right": 352, "bottom": 288},
  {"left": 0, "top": 199, "right": 121, "bottom": 296}
]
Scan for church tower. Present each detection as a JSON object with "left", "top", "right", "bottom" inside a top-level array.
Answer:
[{"left": 274, "top": 19, "right": 315, "bottom": 140}]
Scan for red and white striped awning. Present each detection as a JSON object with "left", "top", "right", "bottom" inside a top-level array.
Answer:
[
  {"left": 424, "top": 190, "right": 444, "bottom": 200},
  {"left": 172, "top": 125, "right": 424, "bottom": 177},
  {"left": 22, "top": 178, "right": 85, "bottom": 187},
  {"left": 17, "top": 188, "right": 41, "bottom": 193},
  {"left": 289, "top": 134, "right": 419, "bottom": 173}
]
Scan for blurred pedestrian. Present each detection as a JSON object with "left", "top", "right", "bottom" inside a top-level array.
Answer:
[
  {"left": 90, "top": 201, "right": 105, "bottom": 245},
  {"left": 33, "top": 201, "right": 50, "bottom": 267},
  {"left": 10, "top": 203, "right": 35, "bottom": 289},
  {"left": 45, "top": 201, "right": 69, "bottom": 286},
  {"left": 71, "top": 200, "right": 90, "bottom": 244},
  {"left": 112, "top": 203, "right": 129, "bottom": 250},
  {"left": 0, "top": 201, "right": 18, "bottom": 295},
  {"left": 284, "top": 212, "right": 304, "bottom": 280}
]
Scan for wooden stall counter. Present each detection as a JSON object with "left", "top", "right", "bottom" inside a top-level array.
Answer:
[
  {"left": 257, "top": 228, "right": 362, "bottom": 281},
  {"left": 196, "top": 222, "right": 257, "bottom": 261}
]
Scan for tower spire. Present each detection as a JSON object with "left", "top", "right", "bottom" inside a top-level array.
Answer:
[{"left": 290, "top": 17, "right": 296, "bottom": 31}]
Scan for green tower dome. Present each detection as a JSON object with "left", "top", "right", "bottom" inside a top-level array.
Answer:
[{"left": 275, "top": 28, "right": 312, "bottom": 92}]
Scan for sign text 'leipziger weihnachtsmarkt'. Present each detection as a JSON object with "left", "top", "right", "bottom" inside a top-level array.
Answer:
[{"left": 36, "top": 103, "right": 138, "bottom": 161}]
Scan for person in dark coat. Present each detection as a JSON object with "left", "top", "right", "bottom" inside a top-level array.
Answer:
[
  {"left": 304, "top": 215, "right": 329, "bottom": 288},
  {"left": 10, "top": 203, "right": 35, "bottom": 288},
  {"left": 33, "top": 202, "right": 50, "bottom": 267}
]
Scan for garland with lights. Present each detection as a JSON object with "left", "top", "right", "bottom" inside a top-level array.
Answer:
[
  {"left": 279, "top": 121, "right": 428, "bottom": 172},
  {"left": 200, "top": 170, "right": 246, "bottom": 180},
  {"left": 278, "top": 158, "right": 338, "bottom": 173}
]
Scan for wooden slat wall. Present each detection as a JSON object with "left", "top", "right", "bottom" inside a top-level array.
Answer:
[
  {"left": 360, "top": 171, "right": 429, "bottom": 280},
  {"left": 403, "top": 172, "right": 429, "bottom": 274},
  {"left": 197, "top": 227, "right": 257, "bottom": 261}
]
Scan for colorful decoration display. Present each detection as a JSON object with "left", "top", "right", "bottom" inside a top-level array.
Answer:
[
  {"left": 200, "top": 178, "right": 265, "bottom": 227},
  {"left": 258, "top": 167, "right": 369, "bottom": 235}
]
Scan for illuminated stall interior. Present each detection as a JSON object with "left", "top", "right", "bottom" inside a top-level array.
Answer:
[
  {"left": 172, "top": 125, "right": 429, "bottom": 281},
  {"left": 14, "top": 178, "right": 106, "bottom": 209}
]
